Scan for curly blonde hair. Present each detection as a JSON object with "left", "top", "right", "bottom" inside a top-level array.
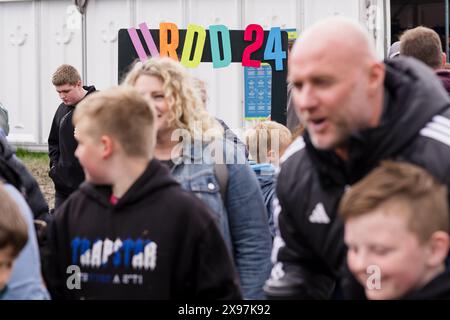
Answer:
[{"left": 122, "top": 57, "right": 223, "bottom": 141}]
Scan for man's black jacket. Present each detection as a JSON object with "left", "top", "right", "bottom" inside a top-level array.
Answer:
[{"left": 265, "top": 58, "right": 450, "bottom": 299}]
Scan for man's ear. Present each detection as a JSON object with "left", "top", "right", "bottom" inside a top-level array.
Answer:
[
  {"left": 76, "top": 79, "right": 83, "bottom": 88},
  {"left": 368, "top": 62, "right": 385, "bottom": 95},
  {"left": 442, "top": 52, "right": 447, "bottom": 68},
  {"left": 100, "top": 135, "right": 114, "bottom": 159},
  {"left": 426, "top": 231, "right": 450, "bottom": 267}
]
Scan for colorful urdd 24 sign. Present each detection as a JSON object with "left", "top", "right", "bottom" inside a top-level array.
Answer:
[{"left": 128, "top": 22, "right": 287, "bottom": 71}]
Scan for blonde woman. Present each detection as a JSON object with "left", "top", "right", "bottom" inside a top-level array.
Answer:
[{"left": 123, "top": 58, "right": 271, "bottom": 299}]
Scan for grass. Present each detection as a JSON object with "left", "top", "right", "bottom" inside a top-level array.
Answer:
[
  {"left": 15, "top": 148, "right": 55, "bottom": 209},
  {"left": 15, "top": 148, "right": 49, "bottom": 160}
]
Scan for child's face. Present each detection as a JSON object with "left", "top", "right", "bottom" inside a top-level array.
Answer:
[
  {"left": 344, "top": 202, "right": 439, "bottom": 300},
  {"left": 75, "top": 119, "right": 109, "bottom": 184},
  {"left": 0, "top": 246, "right": 15, "bottom": 291}
]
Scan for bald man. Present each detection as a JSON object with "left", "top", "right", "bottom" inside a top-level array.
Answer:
[{"left": 265, "top": 17, "right": 450, "bottom": 299}]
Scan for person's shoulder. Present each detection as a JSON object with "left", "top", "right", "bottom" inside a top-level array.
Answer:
[
  {"left": 141, "top": 184, "right": 217, "bottom": 234},
  {"left": 0, "top": 103, "right": 9, "bottom": 135},
  {"left": 277, "top": 138, "right": 315, "bottom": 200},
  {"left": 130, "top": 186, "right": 185, "bottom": 218},
  {"left": 404, "top": 111, "right": 450, "bottom": 180},
  {"left": 53, "top": 188, "right": 90, "bottom": 220},
  {"left": 279, "top": 137, "right": 310, "bottom": 176},
  {"left": 280, "top": 136, "right": 307, "bottom": 165},
  {"left": 163, "top": 186, "right": 215, "bottom": 224},
  {"left": 416, "top": 111, "right": 450, "bottom": 152},
  {"left": 84, "top": 85, "right": 97, "bottom": 96},
  {"left": 2, "top": 184, "right": 33, "bottom": 223},
  {"left": 53, "top": 102, "right": 71, "bottom": 117},
  {"left": 401, "top": 269, "right": 450, "bottom": 300},
  {"left": 168, "top": 185, "right": 204, "bottom": 208}
]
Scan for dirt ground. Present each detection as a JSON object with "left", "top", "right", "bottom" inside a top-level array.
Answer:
[{"left": 17, "top": 152, "right": 55, "bottom": 209}]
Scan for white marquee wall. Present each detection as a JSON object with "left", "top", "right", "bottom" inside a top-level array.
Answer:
[{"left": 0, "top": 0, "right": 387, "bottom": 150}]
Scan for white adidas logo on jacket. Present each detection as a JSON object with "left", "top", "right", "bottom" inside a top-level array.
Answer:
[{"left": 309, "top": 203, "right": 330, "bottom": 224}]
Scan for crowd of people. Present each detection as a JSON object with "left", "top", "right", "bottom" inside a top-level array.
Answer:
[{"left": 1, "top": 16, "right": 450, "bottom": 300}]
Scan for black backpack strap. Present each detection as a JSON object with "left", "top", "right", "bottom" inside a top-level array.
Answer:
[{"left": 214, "top": 163, "right": 228, "bottom": 203}]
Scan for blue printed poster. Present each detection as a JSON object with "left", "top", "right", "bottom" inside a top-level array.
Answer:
[{"left": 244, "top": 63, "right": 272, "bottom": 119}]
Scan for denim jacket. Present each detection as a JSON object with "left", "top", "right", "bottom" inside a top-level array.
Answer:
[{"left": 169, "top": 139, "right": 272, "bottom": 299}]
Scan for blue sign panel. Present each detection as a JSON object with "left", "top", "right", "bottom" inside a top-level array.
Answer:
[{"left": 244, "top": 63, "right": 272, "bottom": 119}]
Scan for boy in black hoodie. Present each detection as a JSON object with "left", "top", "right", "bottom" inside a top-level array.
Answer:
[
  {"left": 339, "top": 161, "right": 450, "bottom": 300},
  {"left": 48, "top": 64, "right": 96, "bottom": 209},
  {"left": 42, "top": 87, "right": 242, "bottom": 300}
]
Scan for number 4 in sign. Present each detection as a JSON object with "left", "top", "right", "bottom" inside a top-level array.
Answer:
[
  {"left": 264, "top": 27, "right": 286, "bottom": 71},
  {"left": 242, "top": 25, "right": 286, "bottom": 71}
]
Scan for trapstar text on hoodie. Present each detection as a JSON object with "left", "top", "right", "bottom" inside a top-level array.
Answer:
[{"left": 71, "top": 237, "right": 157, "bottom": 270}]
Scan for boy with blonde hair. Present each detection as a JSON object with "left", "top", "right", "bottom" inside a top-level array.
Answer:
[
  {"left": 244, "top": 121, "right": 292, "bottom": 236},
  {"left": 245, "top": 121, "right": 292, "bottom": 166},
  {"left": 339, "top": 161, "right": 450, "bottom": 299},
  {"left": 43, "top": 87, "right": 241, "bottom": 299}
]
